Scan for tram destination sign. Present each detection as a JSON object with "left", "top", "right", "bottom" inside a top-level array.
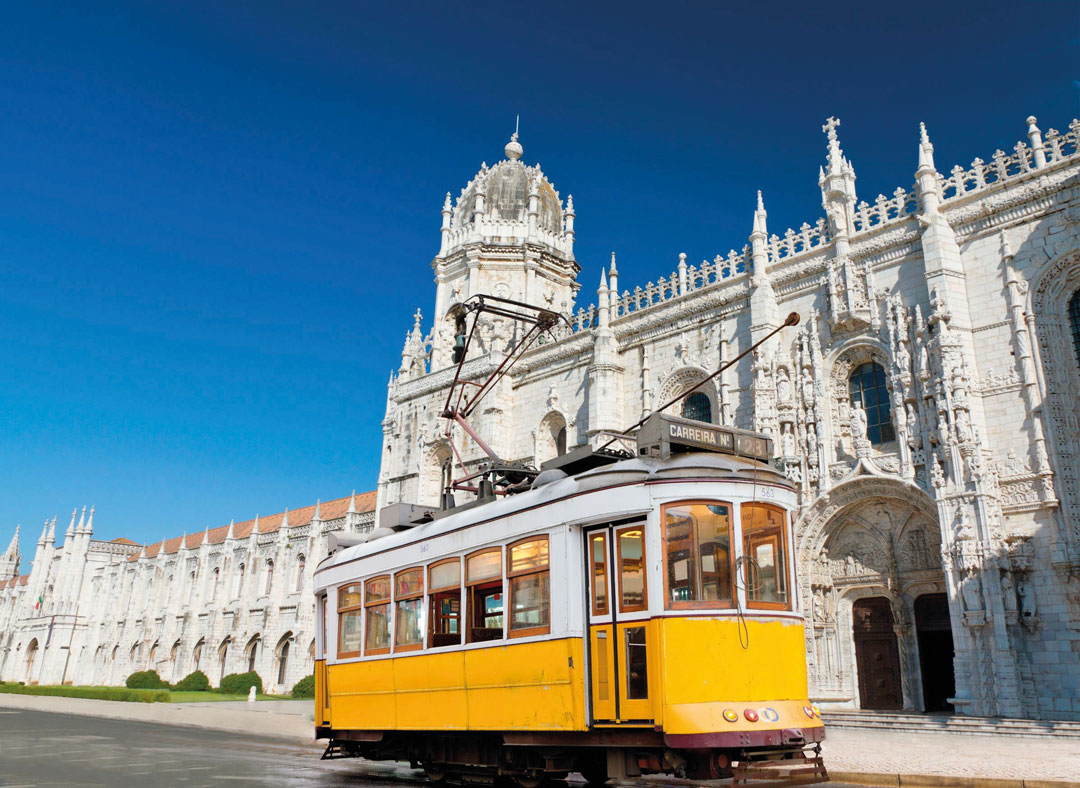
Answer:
[{"left": 636, "top": 412, "right": 773, "bottom": 462}]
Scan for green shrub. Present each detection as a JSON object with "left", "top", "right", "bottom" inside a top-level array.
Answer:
[
  {"left": 291, "top": 674, "right": 315, "bottom": 699},
  {"left": 219, "top": 671, "right": 262, "bottom": 695},
  {"left": 0, "top": 684, "right": 169, "bottom": 703},
  {"left": 172, "top": 670, "right": 210, "bottom": 692},
  {"left": 125, "top": 670, "right": 167, "bottom": 689}
]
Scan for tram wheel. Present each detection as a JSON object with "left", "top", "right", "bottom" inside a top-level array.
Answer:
[
  {"left": 513, "top": 772, "right": 547, "bottom": 788},
  {"left": 424, "top": 764, "right": 448, "bottom": 783}
]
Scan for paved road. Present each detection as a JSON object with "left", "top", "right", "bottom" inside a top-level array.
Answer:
[
  {"left": 0, "top": 708, "right": 410, "bottom": 787},
  {"left": 0, "top": 708, "right": 849, "bottom": 788}
]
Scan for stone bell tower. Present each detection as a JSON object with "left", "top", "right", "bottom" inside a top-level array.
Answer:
[{"left": 426, "top": 131, "right": 581, "bottom": 372}]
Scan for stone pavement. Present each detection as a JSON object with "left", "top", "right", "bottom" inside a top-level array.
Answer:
[
  {"left": 2, "top": 694, "right": 1078, "bottom": 785},
  {"left": 821, "top": 726, "right": 1080, "bottom": 783}
]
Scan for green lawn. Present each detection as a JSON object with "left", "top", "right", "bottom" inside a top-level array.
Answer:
[{"left": 167, "top": 690, "right": 276, "bottom": 702}]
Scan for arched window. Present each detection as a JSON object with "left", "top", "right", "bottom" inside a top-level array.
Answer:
[
  {"left": 263, "top": 560, "right": 274, "bottom": 595},
  {"left": 1068, "top": 288, "right": 1080, "bottom": 370},
  {"left": 246, "top": 636, "right": 260, "bottom": 673},
  {"left": 277, "top": 640, "right": 290, "bottom": 685},
  {"left": 192, "top": 639, "right": 204, "bottom": 671},
  {"left": 294, "top": 555, "right": 306, "bottom": 593},
  {"left": 682, "top": 391, "right": 713, "bottom": 424},
  {"left": 555, "top": 426, "right": 567, "bottom": 455},
  {"left": 849, "top": 361, "right": 895, "bottom": 444},
  {"left": 218, "top": 639, "right": 230, "bottom": 682}
]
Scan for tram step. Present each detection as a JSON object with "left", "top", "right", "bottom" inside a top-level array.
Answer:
[
  {"left": 821, "top": 711, "right": 1080, "bottom": 739},
  {"left": 733, "top": 750, "right": 829, "bottom": 787}
]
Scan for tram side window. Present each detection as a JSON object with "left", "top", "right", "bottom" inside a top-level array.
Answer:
[
  {"left": 337, "top": 584, "right": 363, "bottom": 658},
  {"left": 741, "top": 503, "right": 790, "bottom": 609},
  {"left": 508, "top": 536, "right": 550, "bottom": 637},
  {"left": 428, "top": 558, "right": 462, "bottom": 648},
  {"left": 394, "top": 568, "right": 424, "bottom": 652},
  {"left": 364, "top": 575, "right": 391, "bottom": 655},
  {"left": 466, "top": 548, "right": 503, "bottom": 643},
  {"left": 616, "top": 526, "right": 647, "bottom": 612},
  {"left": 663, "top": 501, "right": 733, "bottom": 609}
]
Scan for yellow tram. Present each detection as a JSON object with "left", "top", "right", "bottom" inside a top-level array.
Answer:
[{"left": 313, "top": 413, "right": 826, "bottom": 786}]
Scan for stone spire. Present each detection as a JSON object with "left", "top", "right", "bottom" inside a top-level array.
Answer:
[
  {"left": 818, "top": 117, "right": 857, "bottom": 245},
  {"left": 348, "top": 491, "right": 357, "bottom": 514},
  {"left": 226, "top": 519, "right": 235, "bottom": 541},
  {"left": 38, "top": 520, "right": 48, "bottom": 547},
  {"left": 608, "top": 252, "right": 618, "bottom": 299},
  {"left": 69, "top": 507, "right": 82, "bottom": 540},
  {"left": 597, "top": 268, "right": 610, "bottom": 329},
  {"left": 280, "top": 507, "right": 289, "bottom": 529},
  {"left": 749, "top": 191, "right": 780, "bottom": 346},
  {"left": 253, "top": 513, "right": 260, "bottom": 534},
  {"left": 84, "top": 506, "right": 94, "bottom": 536},
  {"left": 46, "top": 517, "right": 56, "bottom": 546},
  {"left": 0, "top": 525, "right": 19, "bottom": 579}
]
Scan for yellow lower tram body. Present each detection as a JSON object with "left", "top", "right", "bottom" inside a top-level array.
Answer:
[{"left": 316, "top": 617, "right": 826, "bottom": 785}]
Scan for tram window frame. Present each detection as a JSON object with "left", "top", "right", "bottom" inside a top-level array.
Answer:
[
  {"left": 740, "top": 502, "right": 791, "bottom": 611},
  {"left": 615, "top": 525, "right": 648, "bottom": 613},
  {"left": 465, "top": 548, "right": 504, "bottom": 643},
  {"left": 393, "top": 568, "right": 425, "bottom": 652},
  {"left": 428, "top": 558, "right": 462, "bottom": 648},
  {"left": 337, "top": 584, "right": 364, "bottom": 659},
  {"left": 589, "top": 532, "right": 609, "bottom": 616},
  {"left": 661, "top": 500, "right": 736, "bottom": 610},
  {"left": 364, "top": 575, "right": 392, "bottom": 656},
  {"left": 507, "top": 535, "right": 551, "bottom": 638}
]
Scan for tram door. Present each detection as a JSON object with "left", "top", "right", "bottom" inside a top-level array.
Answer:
[{"left": 585, "top": 522, "right": 652, "bottom": 725}]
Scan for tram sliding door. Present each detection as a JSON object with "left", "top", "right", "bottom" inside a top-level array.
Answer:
[{"left": 585, "top": 522, "right": 652, "bottom": 725}]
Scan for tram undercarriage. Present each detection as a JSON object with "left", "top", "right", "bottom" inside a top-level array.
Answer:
[{"left": 320, "top": 729, "right": 828, "bottom": 787}]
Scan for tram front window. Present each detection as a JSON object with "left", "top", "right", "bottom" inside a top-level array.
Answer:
[
  {"left": 741, "top": 503, "right": 790, "bottom": 608},
  {"left": 663, "top": 501, "right": 733, "bottom": 608}
]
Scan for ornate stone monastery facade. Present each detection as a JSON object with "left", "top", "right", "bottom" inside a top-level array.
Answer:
[
  {"left": 0, "top": 493, "right": 376, "bottom": 691},
  {"left": 378, "top": 117, "right": 1080, "bottom": 719}
]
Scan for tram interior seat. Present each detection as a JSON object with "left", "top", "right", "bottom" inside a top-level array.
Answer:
[{"left": 468, "top": 581, "right": 504, "bottom": 643}]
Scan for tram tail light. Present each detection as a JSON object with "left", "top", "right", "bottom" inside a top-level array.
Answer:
[
  {"left": 743, "top": 709, "right": 759, "bottom": 722},
  {"left": 722, "top": 709, "right": 738, "bottom": 723},
  {"left": 803, "top": 705, "right": 816, "bottom": 719}
]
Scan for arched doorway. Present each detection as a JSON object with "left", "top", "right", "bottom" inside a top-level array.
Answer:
[
  {"left": 914, "top": 593, "right": 955, "bottom": 712},
  {"left": 853, "top": 597, "right": 902, "bottom": 710}
]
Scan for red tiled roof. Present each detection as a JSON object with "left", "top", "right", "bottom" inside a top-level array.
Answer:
[
  {"left": 1, "top": 575, "right": 28, "bottom": 589},
  {"left": 126, "top": 491, "right": 375, "bottom": 561},
  {"left": 110, "top": 537, "right": 138, "bottom": 545}
]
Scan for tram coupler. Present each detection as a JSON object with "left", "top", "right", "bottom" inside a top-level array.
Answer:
[{"left": 321, "top": 739, "right": 361, "bottom": 760}]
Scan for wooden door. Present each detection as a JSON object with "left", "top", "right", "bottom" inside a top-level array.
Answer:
[{"left": 853, "top": 597, "right": 902, "bottom": 710}]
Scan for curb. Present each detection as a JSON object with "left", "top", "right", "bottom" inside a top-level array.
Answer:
[{"left": 831, "top": 772, "right": 1080, "bottom": 788}]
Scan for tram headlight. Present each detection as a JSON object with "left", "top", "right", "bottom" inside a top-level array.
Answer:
[
  {"left": 803, "top": 705, "right": 816, "bottom": 719},
  {"left": 722, "top": 709, "right": 739, "bottom": 723},
  {"left": 811, "top": 704, "right": 821, "bottom": 718},
  {"left": 743, "top": 708, "right": 759, "bottom": 722}
]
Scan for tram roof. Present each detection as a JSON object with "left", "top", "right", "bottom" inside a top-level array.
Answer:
[{"left": 317, "top": 451, "right": 790, "bottom": 573}]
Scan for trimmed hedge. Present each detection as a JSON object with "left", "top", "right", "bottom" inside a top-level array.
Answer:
[
  {"left": 172, "top": 670, "right": 210, "bottom": 692},
  {"left": 125, "top": 670, "right": 167, "bottom": 689},
  {"left": 291, "top": 674, "right": 315, "bottom": 699},
  {"left": 0, "top": 683, "right": 170, "bottom": 703},
  {"left": 219, "top": 671, "right": 262, "bottom": 695}
]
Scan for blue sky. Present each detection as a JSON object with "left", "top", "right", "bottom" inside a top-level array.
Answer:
[{"left": 1, "top": 1, "right": 1077, "bottom": 547}]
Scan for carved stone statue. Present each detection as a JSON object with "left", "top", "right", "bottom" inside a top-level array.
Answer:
[
  {"left": 961, "top": 568, "right": 983, "bottom": 613},
  {"left": 1017, "top": 578, "right": 1038, "bottom": 629},
  {"left": 850, "top": 399, "right": 868, "bottom": 440},
  {"left": 781, "top": 423, "right": 796, "bottom": 457},
  {"left": 955, "top": 409, "right": 972, "bottom": 443},
  {"left": 777, "top": 369, "right": 792, "bottom": 403},
  {"left": 1000, "top": 572, "right": 1018, "bottom": 613}
]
